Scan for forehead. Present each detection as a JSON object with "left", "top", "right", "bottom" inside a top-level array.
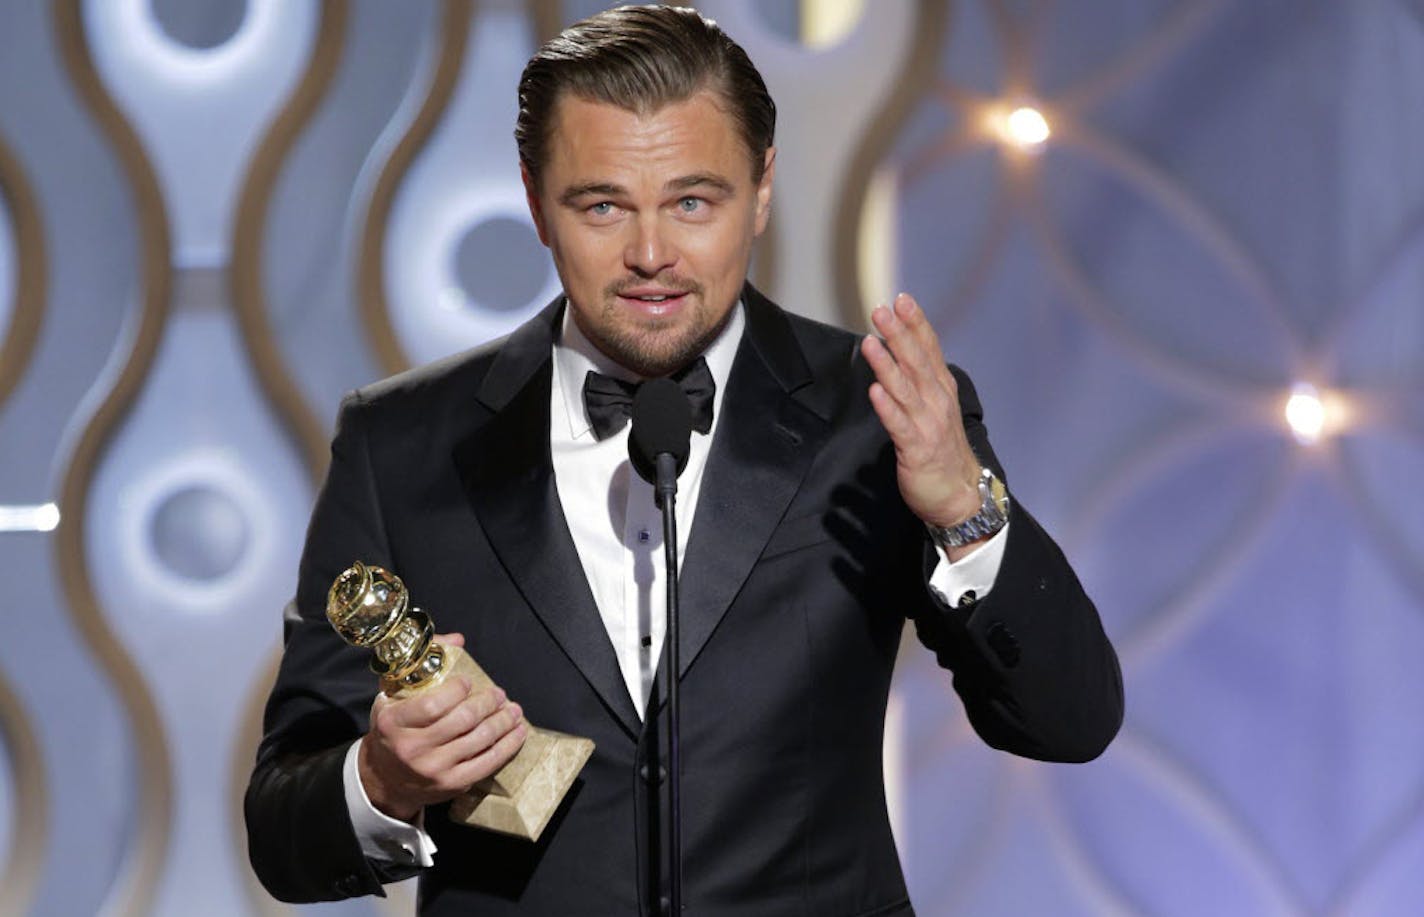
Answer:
[{"left": 542, "top": 90, "right": 753, "bottom": 187}]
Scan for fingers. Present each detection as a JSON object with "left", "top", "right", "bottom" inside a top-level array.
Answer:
[
  {"left": 361, "top": 677, "right": 529, "bottom": 813},
  {"left": 421, "top": 686, "right": 510, "bottom": 747},
  {"left": 383, "top": 675, "right": 473, "bottom": 730},
  {"left": 867, "top": 293, "right": 952, "bottom": 396},
  {"left": 861, "top": 292, "right": 985, "bottom": 529},
  {"left": 401, "top": 699, "right": 526, "bottom": 796},
  {"left": 862, "top": 294, "right": 956, "bottom": 456},
  {"left": 441, "top": 701, "right": 525, "bottom": 769},
  {"left": 894, "top": 292, "right": 947, "bottom": 361},
  {"left": 371, "top": 632, "right": 471, "bottom": 731},
  {"left": 863, "top": 302, "right": 957, "bottom": 445},
  {"left": 866, "top": 379, "right": 915, "bottom": 445},
  {"left": 447, "top": 718, "right": 529, "bottom": 789},
  {"left": 861, "top": 334, "right": 913, "bottom": 406}
]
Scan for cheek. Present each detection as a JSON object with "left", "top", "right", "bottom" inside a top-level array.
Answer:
[
  {"left": 679, "top": 220, "right": 752, "bottom": 271},
  {"left": 548, "top": 227, "right": 617, "bottom": 278}
]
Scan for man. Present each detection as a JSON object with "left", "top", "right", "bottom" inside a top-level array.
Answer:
[{"left": 246, "top": 6, "right": 1122, "bottom": 915}]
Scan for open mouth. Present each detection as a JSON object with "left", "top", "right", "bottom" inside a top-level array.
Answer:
[{"left": 617, "top": 290, "right": 691, "bottom": 314}]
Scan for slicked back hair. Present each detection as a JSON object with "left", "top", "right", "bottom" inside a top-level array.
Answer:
[{"left": 516, "top": 5, "right": 776, "bottom": 187}]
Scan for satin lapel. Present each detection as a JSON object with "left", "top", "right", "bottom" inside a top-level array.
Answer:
[
  {"left": 454, "top": 304, "right": 642, "bottom": 739},
  {"left": 659, "top": 289, "right": 836, "bottom": 690}
]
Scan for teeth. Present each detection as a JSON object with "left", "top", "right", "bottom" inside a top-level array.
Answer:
[{"left": 636, "top": 295, "right": 670, "bottom": 302}]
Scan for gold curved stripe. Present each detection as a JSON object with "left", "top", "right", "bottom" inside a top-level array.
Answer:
[
  {"left": 230, "top": 648, "right": 291, "bottom": 917},
  {"left": 52, "top": 3, "right": 175, "bottom": 915},
  {"left": 229, "top": 6, "right": 349, "bottom": 912},
  {"left": 231, "top": 0, "right": 350, "bottom": 483},
  {"left": 0, "top": 131, "right": 46, "bottom": 411},
  {"left": 0, "top": 153, "right": 49, "bottom": 917},
  {"left": 832, "top": 0, "right": 950, "bottom": 331},
  {"left": 358, "top": 0, "right": 476, "bottom": 376},
  {"left": 0, "top": 666, "right": 46, "bottom": 916}
]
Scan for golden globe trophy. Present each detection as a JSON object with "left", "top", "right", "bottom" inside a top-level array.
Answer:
[{"left": 326, "top": 560, "right": 594, "bottom": 842}]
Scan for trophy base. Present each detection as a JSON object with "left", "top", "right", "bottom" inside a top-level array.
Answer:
[{"left": 449, "top": 727, "right": 595, "bottom": 842}]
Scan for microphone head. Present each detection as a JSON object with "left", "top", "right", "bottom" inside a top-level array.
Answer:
[{"left": 629, "top": 377, "right": 693, "bottom": 485}]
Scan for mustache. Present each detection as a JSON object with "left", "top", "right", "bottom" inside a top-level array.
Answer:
[{"left": 604, "top": 275, "right": 704, "bottom": 299}]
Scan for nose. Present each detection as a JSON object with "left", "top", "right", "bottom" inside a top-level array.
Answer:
[{"left": 623, "top": 214, "right": 676, "bottom": 277}]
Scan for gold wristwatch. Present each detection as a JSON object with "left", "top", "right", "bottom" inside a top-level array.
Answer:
[{"left": 926, "top": 466, "right": 1010, "bottom": 549}]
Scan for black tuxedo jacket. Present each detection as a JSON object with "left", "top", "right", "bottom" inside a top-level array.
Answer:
[{"left": 245, "top": 286, "right": 1122, "bottom": 916}]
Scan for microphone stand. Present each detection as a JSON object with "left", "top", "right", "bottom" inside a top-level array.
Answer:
[
  {"left": 630, "top": 377, "right": 692, "bottom": 916},
  {"left": 653, "top": 452, "right": 682, "bottom": 917}
]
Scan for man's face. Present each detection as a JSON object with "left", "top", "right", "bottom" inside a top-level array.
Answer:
[{"left": 524, "top": 89, "right": 774, "bottom": 377}]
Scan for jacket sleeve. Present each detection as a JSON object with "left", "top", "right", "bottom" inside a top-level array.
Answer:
[
  {"left": 909, "top": 367, "right": 1124, "bottom": 763},
  {"left": 244, "top": 392, "right": 416, "bottom": 901}
]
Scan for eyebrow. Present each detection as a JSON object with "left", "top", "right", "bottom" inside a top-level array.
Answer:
[
  {"left": 667, "top": 173, "right": 736, "bottom": 196},
  {"left": 557, "top": 173, "right": 738, "bottom": 207},
  {"left": 559, "top": 182, "right": 624, "bottom": 207}
]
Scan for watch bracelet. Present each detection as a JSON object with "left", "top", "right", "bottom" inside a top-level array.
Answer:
[{"left": 926, "top": 468, "right": 1009, "bottom": 549}]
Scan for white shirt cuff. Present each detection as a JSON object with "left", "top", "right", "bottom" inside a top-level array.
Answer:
[
  {"left": 927, "top": 522, "right": 1010, "bottom": 608},
  {"left": 342, "top": 738, "right": 438, "bottom": 868}
]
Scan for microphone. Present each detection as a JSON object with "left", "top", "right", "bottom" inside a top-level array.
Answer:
[
  {"left": 629, "top": 377, "right": 693, "bottom": 505},
  {"left": 627, "top": 375, "right": 693, "bottom": 915}
]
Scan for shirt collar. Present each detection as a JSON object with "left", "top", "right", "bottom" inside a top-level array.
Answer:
[{"left": 554, "top": 297, "right": 746, "bottom": 440}]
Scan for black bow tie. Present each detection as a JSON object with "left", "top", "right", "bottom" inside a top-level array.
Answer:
[{"left": 582, "top": 357, "right": 715, "bottom": 441}]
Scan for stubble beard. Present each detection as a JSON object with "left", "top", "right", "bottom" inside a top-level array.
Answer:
[{"left": 585, "top": 277, "right": 728, "bottom": 377}]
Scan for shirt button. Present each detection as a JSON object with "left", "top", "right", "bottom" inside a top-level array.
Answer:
[{"left": 638, "top": 529, "right": 650, "bottom": 543}]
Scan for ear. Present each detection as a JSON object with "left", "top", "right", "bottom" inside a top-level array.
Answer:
[
  {"left": 521, "top": 162, "right": 550, "bottom": 246},
  {"left": 753, "top": 147, "right": 776, "bottom": 236}
]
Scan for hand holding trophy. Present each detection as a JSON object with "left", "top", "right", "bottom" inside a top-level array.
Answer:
[{"left": 326, "top": 561, "right": 594, "bottom": 841}]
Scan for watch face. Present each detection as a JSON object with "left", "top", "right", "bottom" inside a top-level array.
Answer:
[{"left": 988, "top": 474, "right": 1009, "bottom": 515}]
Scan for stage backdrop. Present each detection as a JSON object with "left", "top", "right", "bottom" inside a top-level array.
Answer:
[{"left": 1, "top": 1, "right": 1421, "bottom": 914}]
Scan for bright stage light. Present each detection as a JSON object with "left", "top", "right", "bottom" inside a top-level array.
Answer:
[
  {"left": 1285, "top": 384, "right": 1326, "bottom": 444},
  {"left": 1003, "top": 106, "right": 1051, "bottom": 148},
  {"left": 0, "top": 502, "right": 60, "bottom": 532}
]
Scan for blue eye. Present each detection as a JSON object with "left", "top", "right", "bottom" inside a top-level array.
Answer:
[
  {"left": 590, "top": 202, "right": 613, "bottom": 216},
  {"left": 678, "top": 197, "right": 701, "bottom": 213}
]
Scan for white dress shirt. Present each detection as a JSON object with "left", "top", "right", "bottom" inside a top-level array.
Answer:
[{"left": 343, "top": 301, "right": 1009, "bottom": 867}]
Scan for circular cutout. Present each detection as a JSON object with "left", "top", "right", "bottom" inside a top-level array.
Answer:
[
  {"left": 755, "top": 0, "right": 867, "bottom": 49},
  {"left": 149, "top": 0, "right": 248, "bottom": 51},
  {"left": 452, "top": 216, "right": 552, "bottom": 313},
  {"left": 149, "top": 485, "right": 251, "bottom": 581}
]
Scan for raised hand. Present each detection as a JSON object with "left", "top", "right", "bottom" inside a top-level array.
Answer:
[
  {"left": 860, "top": 293, "right": 986, "bottom": 558},
  {"left": 357, "top": 632, "right": 527, "bottom": 822}
]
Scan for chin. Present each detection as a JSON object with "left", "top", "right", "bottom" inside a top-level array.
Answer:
[{"left": 614, "top": 335, "right": 703, "bottom": 377}]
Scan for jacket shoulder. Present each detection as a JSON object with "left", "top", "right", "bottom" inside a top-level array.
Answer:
[{"left": 353, "top": 335, "right": 507, "bottom": 413}]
